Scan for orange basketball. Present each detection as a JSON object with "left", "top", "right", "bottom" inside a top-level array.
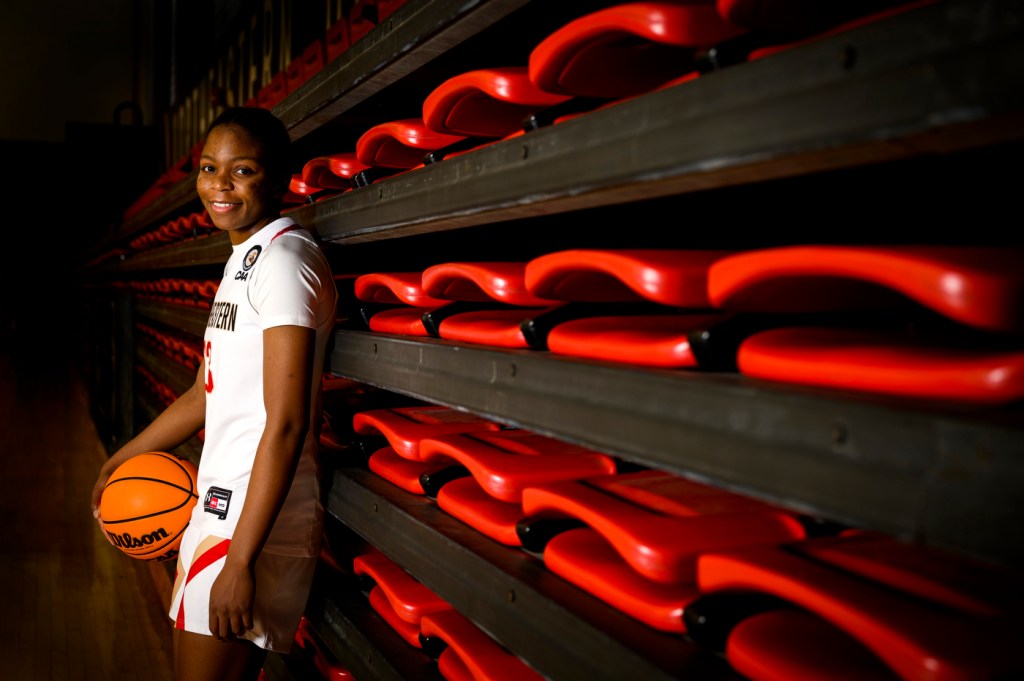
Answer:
[{"left": 99, "top": 451, "right": 200, "bottom": 562}]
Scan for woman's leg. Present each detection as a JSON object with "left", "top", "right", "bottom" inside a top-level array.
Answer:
[{"left": 173, "top": 627, "right": 267, "bottom": 681}]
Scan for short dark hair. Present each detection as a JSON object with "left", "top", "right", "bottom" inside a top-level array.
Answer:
[{"left": 206, "top": 106, "right": 293, "bottom": 198}]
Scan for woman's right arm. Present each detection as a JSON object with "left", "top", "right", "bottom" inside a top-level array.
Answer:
[{"left": 91, "top": 363, "right": 208, "bottom": 520}]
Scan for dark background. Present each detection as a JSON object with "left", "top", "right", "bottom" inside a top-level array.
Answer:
[{"left": 0, "top": 1, "right": 255, "bottom": 337}]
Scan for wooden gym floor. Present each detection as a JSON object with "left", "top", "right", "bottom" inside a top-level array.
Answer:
[{"left": 0, "top": 330, "right": 175, "bottom": 681}]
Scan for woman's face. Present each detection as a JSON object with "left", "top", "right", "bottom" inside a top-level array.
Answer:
[{"left": 196, "top": 123, "right": 279, "bottom": 244}]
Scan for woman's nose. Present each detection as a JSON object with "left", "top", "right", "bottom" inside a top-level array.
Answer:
[{"left": 211, "top": 171, "right": 233, "bottom": 190}]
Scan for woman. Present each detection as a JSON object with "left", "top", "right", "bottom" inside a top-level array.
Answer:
[{"left": 91, "top": 106, "right": 338, "bottom": 681}]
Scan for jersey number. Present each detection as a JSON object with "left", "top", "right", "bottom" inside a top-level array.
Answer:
[{"left": 205, "top": 340, "right": 214, "bottom": 393}]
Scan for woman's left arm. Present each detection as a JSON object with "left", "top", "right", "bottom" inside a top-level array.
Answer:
[{"left": 208, "top": 324, "right": 316, "bottom": 640}]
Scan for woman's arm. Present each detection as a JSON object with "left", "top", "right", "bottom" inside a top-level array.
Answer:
[
  {"left": 91, "top": 364, "right": 208, "bottom": 518},
  {"left": 208, "top": 324, "right": 315, "bottom": 640}
]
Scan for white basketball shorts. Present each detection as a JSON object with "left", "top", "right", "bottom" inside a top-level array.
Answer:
[{"left": 168, "top": 527, "right": 318, "bottom": 652}]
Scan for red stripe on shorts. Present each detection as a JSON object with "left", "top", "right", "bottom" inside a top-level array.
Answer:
[{"left": 175, "top": 538, "right": 231, "bottom": 629}]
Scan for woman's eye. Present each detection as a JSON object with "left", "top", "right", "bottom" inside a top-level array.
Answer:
[
  {"left": 234, "top": 167, "right": 256, "bottom": 177},
  {"left": 200, "top": 163, "right": 215, "bottom": 173}
]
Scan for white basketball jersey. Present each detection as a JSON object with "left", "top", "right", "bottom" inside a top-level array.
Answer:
[{"left": 191, "top": 217, "right": 337, "bottom": 556}]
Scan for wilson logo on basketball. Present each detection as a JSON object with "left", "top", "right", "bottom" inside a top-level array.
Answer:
[{"left": 106, "top": 527, "right": 171, "bottom": 550}]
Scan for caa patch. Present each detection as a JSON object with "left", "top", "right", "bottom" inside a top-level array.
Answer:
[
  {"left": 204, "top": 486, "right": 232, "bottom": 520},
  {"left": 243, "top": 245, "right": 262, "bottom": 270}
]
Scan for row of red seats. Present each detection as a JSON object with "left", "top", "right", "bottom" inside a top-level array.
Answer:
[
  {"left": 136, "top": 363, "right": 178, "bottom": 410},
  {"left": 130, "top": 277, "right": 220, "bottom": 311},
  {"left": 135, "top": 363, "right": 207, "bottom": 443},
  {"left": 319, "top": 401, "right": 1024, "bottom": 681},
  {"left": 127, "top": 210, "right": 214, "bottom": 253},
  {"left": 136, "top": 321, "right": 204, "bottom": 372},
  {"left": 348, "top": 245, "right": 1024, "bottom": 406},
  {"left": 282, "top": 0, "right": 936, "bottom": 204}
]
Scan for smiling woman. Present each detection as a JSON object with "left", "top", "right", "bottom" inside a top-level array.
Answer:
[{"left": 91, "top": 106, "right": 338, "bottom": 681}]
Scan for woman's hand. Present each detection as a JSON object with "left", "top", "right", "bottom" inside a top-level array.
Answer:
[
  {"left": 91, "top": 460, "right": 119, "bottom": 544},
  {"left": 209, "top": 560, "right": 256, "bottom": 640}
]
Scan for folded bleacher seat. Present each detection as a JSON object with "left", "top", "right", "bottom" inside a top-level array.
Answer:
[
  {"left": 354, "top": 271, "right": 449, "bottom": 336},
  {"left": 301, "top": 152, "right": 370, "bottom": 199},
  {"left": 421, "top": 66, "right": 571, "bottom": 159},
  {"left": 707, "top": 245, "right": 1024, "bottom": 403},
  {"left": 416, "top": 430, "right": 618, "bottom": 546},
  {"left": 368, "top": 445, "right": 459, "bottom": 495},
  {"left": 352, "top": 405, "right": 505, "bottom": 461},
  {"left": 286, "top": 39, "right": 325, "bottom": 94},
  {"left": 419, "top": 609, "right": 545, "bottom": 681},
  {"left": 518, "top": 470, "right": 806, "bottom": 631},
  {"left": 525, "top": 1, "right": 748, "bottom": 126},
  {"left": 420, "top": 261, "right": 560, "bottom": 347},
  {"left": 522, "top": 249, "right": 751, "bottom": 366},
  {"left": 695, "top": 531, "right": 1024, "bottom": 681},
  {"left": 355, "top": 118, "right": 466, "bottom": 182},
  {"left": 354, "top": 547, "right": 453, "bottom": 648},
  {"left": 294, "top": 616, "right": 356, "bottom": 680}
]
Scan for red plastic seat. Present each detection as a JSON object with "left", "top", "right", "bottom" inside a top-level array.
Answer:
[
  {"left": 419, "top": 609, "right": 545, "bottom": 681},
  {"left": 301, "top": 39, "right": 325, "bottom": 85},
  {"left": 283, "top": 174, "right": 322, "bottom": 206},
  {"left": 423, "top": 66, "right": 571, "bottom": 138},
  {"left": 696, "top": 536, "right": 1024, "bottom": 681},
  {"left": 528, "top": 1, "right": 748, "bottom": 100},
  {"left": 725, "top": 609, "right": 901, "bottom": 681},
  {"left": 355, "top": 272, "right": 448, "bottom": 307},
  {"left": 364, "top": 307, "right": 432, "bottom": 336},
  {"left": 432, "top": 308, "right": 554, "bottom": 348},
  {"left": 326, "top": 17, "right": 351, "bottom": 62},
  {"left": 707, "top": 245, "right": 1024, "bottom": 334},
  {"left": 421, "top": 261, "right": 561, "bottom": 347},
  {"left": 544, "top": 313, "right": 726, "bottom": 368},
  {"left": 521, "top": 470, "right": 806, "bottom": 584},
  {"left": 356, "top": 118, "right": 465, "bottom": 170},
  {"left": 351, "top": 406, "right": 504, "bottom": 461},
  {"left": 423, "top": 262, "right": 558, "bottom": 307},
  {"left": 706, "top": 246, "right": 1024, "bottom": 402},
  {"left": 432, "top": 477, "right": 527, "bottom": 546},
  {"left": 545, "top": 526, "right": 697, "bottom": 632},
  {"left": 523, "top": 249, "right": 738, "bottom": 364},
  {"left": 353, "top": 271, "right": 444, "bottom": 336},
  {"left": 414, "top": 430, "right": 616, "bottom": 546},
  {"left": 294, "top": 617, "right": 356, "bottom": 680},
  {"left": 788, "top": 531, "right": 1023, "bottom": 617},
  {"left": 419, "top": 430, "right": 618, "bottom": 504},
  {"left": 353, "top": 548, "right": 453, "bottom": 632},
  {"left": 525, "top": 249, "right": 731, "bottom": 306},
  {"left": 257, "top": 71, "right": 288, "bottom": 110},
  {"left": 736, "top": 326, "right": 1024, "bottom": 404},
  {"left": 285, "top": 53, "right": 306, "bottom": 94},
  {"left": 349, "top": 0, "right": 380, "bottom": 44},
  {"left": 302, "top": 153, "right": 371, "bottom": 193},
  {"left": 368, "top": 446, "right": 453, "bottom": 494},
  {"left": 520, "top": 473, "right": 796, "bottom": 627}
]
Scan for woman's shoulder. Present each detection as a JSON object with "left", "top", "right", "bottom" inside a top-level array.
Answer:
[{"left": 259, "top": 219, "right": 332, "bottom": 272}]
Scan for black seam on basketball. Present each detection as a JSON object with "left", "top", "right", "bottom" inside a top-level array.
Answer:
[
  {"left": 101, "top": 495, "right": 198, "bottom": 523},
  {"left": 105, "top": 476, "right": 195, "bottom": 494}
]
